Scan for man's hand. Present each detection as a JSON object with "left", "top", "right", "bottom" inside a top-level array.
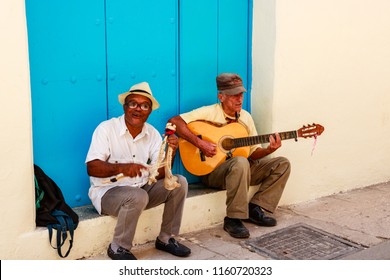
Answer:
[
  {"left": 124, "top": 163, "right": 148, "bottom": 177},
  {"left": 199, "top": 139, "right": 217, "bottom": 158},
  {"left": 268, "top": 132, "right": 282, "bottom": 153},
  {"left": 166, "top": 133, "right": 179, "bottom": 152}
]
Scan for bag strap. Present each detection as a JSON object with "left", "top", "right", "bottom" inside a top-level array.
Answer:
[
  {"left": 34, "top": 175, "right": 45, "bottom": 209},
  {"left": 48, "top": 210, "right": 75, "bottom": 258}
]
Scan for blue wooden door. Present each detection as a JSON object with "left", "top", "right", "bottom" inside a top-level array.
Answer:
[
  {"left": 26, "top": 0, "right": 252, "bottom": 207},
  {"left": 105, "top": 0, "right": 178, "bottom": 133},
  {"left": 179, "top": 0, "right": 251, "bottom": 181},
  {"left": 26, "top": 0, "right": 107, "bottom": 207}
]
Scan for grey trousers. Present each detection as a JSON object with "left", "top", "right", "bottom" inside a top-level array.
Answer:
[
  {"left": 101, "top": 175, "right": 188, "bottom": 250},
  {"left": 202, "top": 156, "right": 291, "bottom": 219}
]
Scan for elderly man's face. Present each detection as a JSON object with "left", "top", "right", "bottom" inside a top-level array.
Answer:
[
  {"left": 123, "top": 94, "right": 152, "bottom": 129},
  {"left": 218, "top": 92, "right": 244, "bottom": 116}
]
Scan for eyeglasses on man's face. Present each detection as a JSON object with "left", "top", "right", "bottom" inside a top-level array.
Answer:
[{"left": 125, "top": 101, "right": 152, "bottom": 111}]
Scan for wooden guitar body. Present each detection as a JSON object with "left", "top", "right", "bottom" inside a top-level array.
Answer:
[
  {"left": 179, "top": 121, "right": 250, "bottom": 176},
  {"left": 178, "top": 120, "right": 324, "bottom": 176}
]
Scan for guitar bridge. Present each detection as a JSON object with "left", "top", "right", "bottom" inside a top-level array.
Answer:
[{"left": 226, "top": 151, "right": 233, "bottom": 159}]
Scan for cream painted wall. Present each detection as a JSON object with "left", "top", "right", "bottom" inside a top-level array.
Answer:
[
  {"left": 0, "top": 0, "right": 36, "bottom": 257},
  {"left": 252, "top": 0, "right": 390, "bottom": 205},
  {"left": 1, "top": 0, "right": 389, "bottom": 259}
]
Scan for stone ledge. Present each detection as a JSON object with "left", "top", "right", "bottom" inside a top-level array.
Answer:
[
  {"left": 72, "top": 183, "right": 226, "bottom": 258},
  {"left": 16, "top": 184, "right": 226, "bottom": 259},
  {"left": 73, "top": 183, "right": 222, "bottom": 221}
]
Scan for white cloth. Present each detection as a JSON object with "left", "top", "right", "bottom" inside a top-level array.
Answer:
[{"left": 85, "top": 114, "right": 162, "bottom": 214}]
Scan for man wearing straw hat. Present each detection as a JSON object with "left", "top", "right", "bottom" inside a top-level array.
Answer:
[{"left": 86, "top": 82, "right": 191, "bottom": 260}]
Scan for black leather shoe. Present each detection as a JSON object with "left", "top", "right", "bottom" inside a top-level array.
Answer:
[
  {"left": 246, "top": 203, "right": 277, "bottom": 227},
  {"left": 107, "top": 244, "right": 137, "bottom": 260},
  {"left": 223, "top": 217, "right": 250, "bottom": 238},
  {"left": 155, "top": 238, "right": 191, "bottom": 257}
]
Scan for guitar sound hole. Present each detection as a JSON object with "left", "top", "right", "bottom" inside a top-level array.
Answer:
[{"left": 221, "top": 138, "right": 235, "bottom": 151}]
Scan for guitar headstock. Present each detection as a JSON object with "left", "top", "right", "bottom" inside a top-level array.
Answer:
[{"left": 297, "top": 123, "right": 324, "bottom": 138}]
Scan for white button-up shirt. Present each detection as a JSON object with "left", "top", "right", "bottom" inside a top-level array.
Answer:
[{"left": 85, "top": 114, "right": 162, "bottom": 214}]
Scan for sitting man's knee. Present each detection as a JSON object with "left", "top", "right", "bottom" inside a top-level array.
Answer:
[
  {"left": 276, "top": 156, "right": 291, "bottom": 173},
  {"left": 124, "top": 188, "right": 149, "bottom": 209},
  {"left": 230, "top": 156, "right": 250, "bottom": 171},
  {"left": 175, "top": 175, "right": 188, "bottom": 194}
]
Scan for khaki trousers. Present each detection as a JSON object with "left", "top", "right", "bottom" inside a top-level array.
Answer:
[
  {"left": 101, "top": 175, "right": 188, "bottom": 250},
  {"left": 202, "top": 156, "right": 290, "bottom": 219}
]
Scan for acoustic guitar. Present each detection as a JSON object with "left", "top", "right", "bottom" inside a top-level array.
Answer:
[{"left": 178, "top": 121, "right": 324, "bottom": 176}]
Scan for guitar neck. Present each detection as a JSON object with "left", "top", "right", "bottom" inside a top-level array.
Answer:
[{"left": 233, "top": 130, "right": 298, "bottom": 148}]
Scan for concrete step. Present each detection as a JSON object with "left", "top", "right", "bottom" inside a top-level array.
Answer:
[{"left": 73, "top": 184, "right": 227, "bottom": 258}]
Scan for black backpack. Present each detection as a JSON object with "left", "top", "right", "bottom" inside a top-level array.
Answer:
[{"left": 34, "top": 164, "right": 79, "bottom": 258}]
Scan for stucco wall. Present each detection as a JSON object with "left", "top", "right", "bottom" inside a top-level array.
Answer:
[
  {"left": 0, "top": 0, "right": 36, "bottom": 257},
  {"left": 252, "top": 0, "right": 390, "bottom": 205},
  {"left": 1, "top": 0, "right": 389, "bottom": 259}
]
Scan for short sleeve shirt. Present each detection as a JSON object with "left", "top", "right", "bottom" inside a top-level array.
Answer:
[
  {"left": 180, "top": 104, "right": 262, "bottom": 155},
  {"left": 85, "top": 114, "right": 162, "bottom": 213}
]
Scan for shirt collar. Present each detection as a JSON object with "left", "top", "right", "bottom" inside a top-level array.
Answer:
[
  {"left": 219, "top": 104, "right": 241, "bottom": 122},
  {"left": 119, "top": 114, "right": 149, "bottom": 139}
]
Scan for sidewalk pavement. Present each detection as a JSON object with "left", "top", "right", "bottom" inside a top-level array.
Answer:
[{"left": 88, "top": 181, "right": 390, "bottom": 260}]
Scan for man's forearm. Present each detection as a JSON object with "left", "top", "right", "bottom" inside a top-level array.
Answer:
[
  {"left": 87, "top": 159, "right": 126, "bottom": 178},
  {"left": 169, "top": 116, "right": 200, "bottom": 147}
]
